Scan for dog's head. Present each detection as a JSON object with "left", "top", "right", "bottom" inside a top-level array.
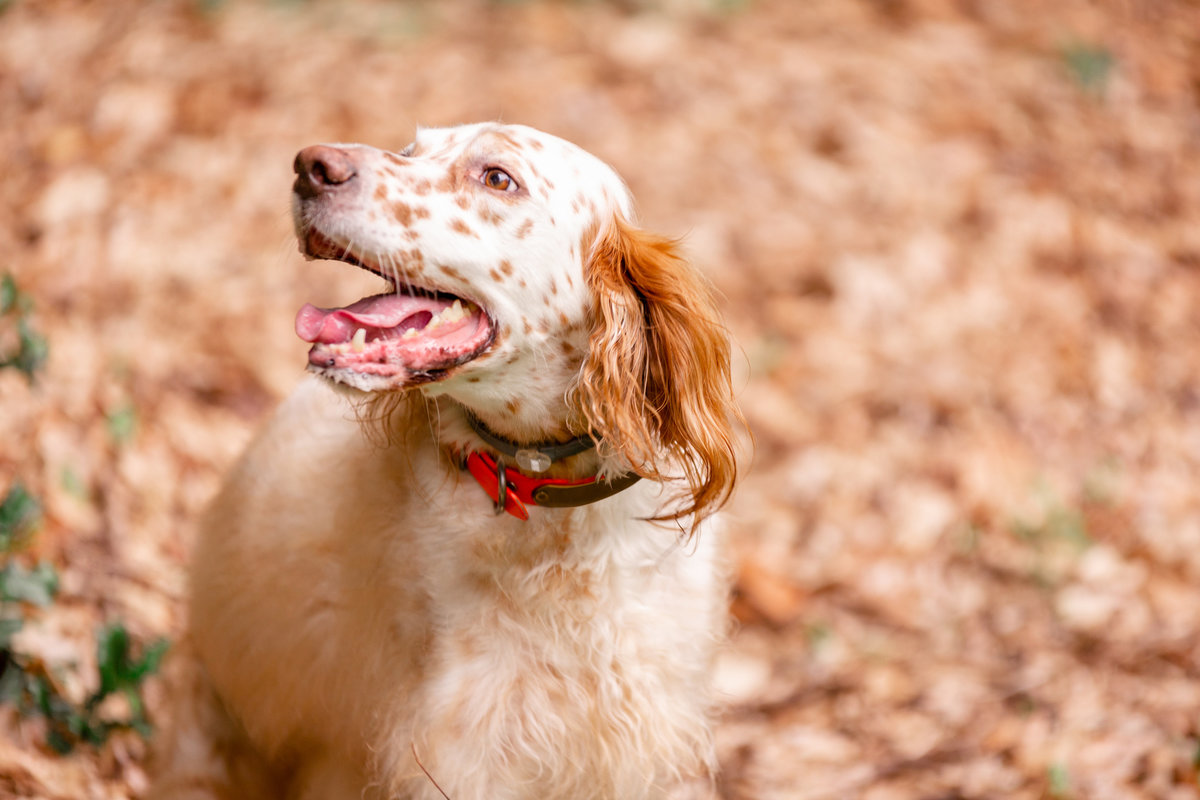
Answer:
[{"left": 291, "top": 122, "right": 739, "bottom": 522}]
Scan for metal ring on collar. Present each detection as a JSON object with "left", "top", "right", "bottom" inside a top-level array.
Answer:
[{"left": 493, "top": 458, "right": 509, "bottom": 515}]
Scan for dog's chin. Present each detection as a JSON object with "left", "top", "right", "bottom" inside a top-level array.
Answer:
[
  {"left": 306, "top": 365, "right": 412, "bottom": 394},
  {"left": 305, "top": 352, "right": 487, "bottom": 394}
]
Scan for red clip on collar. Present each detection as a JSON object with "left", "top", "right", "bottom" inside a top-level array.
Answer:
[{"left": 465, "top": 451, "right": 599, "bottom": 520}]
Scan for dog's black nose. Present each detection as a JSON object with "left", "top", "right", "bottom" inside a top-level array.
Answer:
[{"left": 293, "top": 145, "right": 358, "bottom": 199}]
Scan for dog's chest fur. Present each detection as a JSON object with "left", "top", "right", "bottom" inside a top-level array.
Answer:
[{"left": 188, "top": 379, "right": 721, "bottom": 798}]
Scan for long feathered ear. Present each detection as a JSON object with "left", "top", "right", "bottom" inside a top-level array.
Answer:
[{"left": 576, "top": 215, "right": 741, "bottom": 530}]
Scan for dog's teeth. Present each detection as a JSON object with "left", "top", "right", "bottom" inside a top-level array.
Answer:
[
  {"left": 436, "top": 300, "right": 465, "bottom": 326},
  {"left": 351, "top": 328, "right": 367, "bottom": 352},
  {"left": 424, "top": 300, "right": 468, "bottom": 332},
  {"left": 402, "top": 328, "right": 418, "bottom": 338}
]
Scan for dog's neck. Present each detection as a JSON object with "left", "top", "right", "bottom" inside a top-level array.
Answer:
[
  {"left": 463, "top": 411, "right": 596, "bottom": 471},
  {"left": 426, "top": 395, "right": 605, "bottom": 481}
]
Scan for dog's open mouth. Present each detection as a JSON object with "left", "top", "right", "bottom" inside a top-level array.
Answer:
[{"left": 295, "top": 230, "right": 495, "bottom": 387}]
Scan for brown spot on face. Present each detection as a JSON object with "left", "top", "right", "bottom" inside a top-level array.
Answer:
[
  {"left": 523, "top": 319, "right": 532, "bottom": 334},
  {"left": 544, "top": 177, "right": 555, "bottom": 190},
  {"left": 558, "top": 311, "right": 570, "bottom": 326},
  {"left": 560, "top": 340, "right": 576, "bottom": 355},
  {"left": 479, "top": 207, "right": 503, "bottom": 226},
  {"left": 415, "top": 206, "right": 431, "bottom": 220},
  {"left": 414, "top": 179, "right": 432, "bottom": 195},
  {"left": 455, "top": 195, "right": 471, "bottom": 210},
  {"left": 499, "top": 260, "right": 513, "bottom": 276},
  {"left": 490, "top": 130, "right": 523, "bottom": 151},
  {"left": 393, "top": 202, "right": 413, "bottom": 226},
  {"left": 440, "top": 265, "right": 464, "bottom": 281},
  {"left": 467, "top": 375, "right": 481, "bottom": 383},
  {"left": 451, "top": 219, "right": 478, "bottom": 238},
  {"left": 505, "top": 399, "right": 521, "bottom": 415},
  {"left": 374, "top": 184, "right": 388, "bottom": 201},
  {"left": 515, "top": 219, "right": 534, "bottom": 239},
  {"left": 489, "top": 268, "right": 503, "bottom": 282},
  {"left": 528, "top": 139, "right": 544, "bottom": 151},
  {"left": 518, "top": 278, "right": 527, "bottom": 288}
]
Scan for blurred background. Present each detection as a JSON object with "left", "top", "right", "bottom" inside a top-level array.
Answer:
[{"left": 2, "top": 0, "right": 1200, "bottom": 797}]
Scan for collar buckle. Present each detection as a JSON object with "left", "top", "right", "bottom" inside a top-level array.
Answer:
[{"left": 515, "top": 448, "right": 553, "bottom": 473}]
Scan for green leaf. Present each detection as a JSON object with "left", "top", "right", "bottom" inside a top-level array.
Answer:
[
  {"left": 0, "top": 616, "right": 22, "bottom": 649},
  {"left": 95, "top": 624, "right": 130, "bottom": 699},
  {"left": 0, "top": 655, "right": 22, "bottom": 703},
  {"left": 92, "top": 625, "right": 168, "bottom": 697},
  {"left": 132, "top": 637, "right": 169, "bottom": 683},
  {"left": 1062, "top": 42, "right": 1114, "bottom": 94},
  {"left": 0, "top": 483, "right": 41, "bottom": 552},
  {"left": 0, "top": 273, "right": 46, "bottom": 382},
  {"left": 106, "top": 402, "right": 138, "bottom": 445},
  {"left": 12, "top": 317, "right": 48, "bottom": 378},
  {"left": 1048, "top": 761, "right": 1072, "bottom": 798},
  {"left": 0, "top": 561, "right": 59, "bottom": 606},
  {"left": 59, "top": 467, "right": 88, "bottom": 501},
  {"left": 0, "top": 274, "right": 15, "bottom": 315}
]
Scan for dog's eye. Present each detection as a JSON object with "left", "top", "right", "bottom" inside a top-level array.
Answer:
[{"left": 482, "top": 168, "right": 517, "bottom": 192}]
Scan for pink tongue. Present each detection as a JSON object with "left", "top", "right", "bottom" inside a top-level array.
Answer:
[{"left": 295, "top": 293, "right": 450, "bottom": 344}]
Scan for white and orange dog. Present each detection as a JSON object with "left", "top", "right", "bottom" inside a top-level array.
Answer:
[{"left": 150, "top": 123, "right": 739, "bottom": 800}]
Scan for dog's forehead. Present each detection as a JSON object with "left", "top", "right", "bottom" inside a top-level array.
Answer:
[
  {"left": 413, "top": 124, "right": 629, "bottom": 201},
  {"left": 414, "top": 123, "right": 574, "bottom": 160}
]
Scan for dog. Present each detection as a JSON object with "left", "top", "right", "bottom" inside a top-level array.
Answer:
[{"left": 148, "top": 122, "right": 740, "bottom": 800}]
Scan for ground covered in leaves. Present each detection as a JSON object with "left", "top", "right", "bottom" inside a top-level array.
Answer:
[{"left": 3, "top": 0, "right": 1200, "bottom": 797}]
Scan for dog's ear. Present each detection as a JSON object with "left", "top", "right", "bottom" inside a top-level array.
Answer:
[{"left": 576, "top": 215, "right": 740, "bottom": 530}]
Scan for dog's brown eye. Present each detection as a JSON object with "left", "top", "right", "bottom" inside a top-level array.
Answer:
[{"left": 482, "top": 168, "right": 517, "bottom": 192}]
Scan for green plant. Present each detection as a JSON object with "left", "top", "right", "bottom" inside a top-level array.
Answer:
[
  {"left": 1047, "top": 761, "right": 1073, "bottom": 798},
  {"left": 1061, "top": 41, "right": 1114, "bottom": 95},
  {"left": 0, "top": 483, "right": 168, "bottom": 753},
  {"left": 0, "top": 273, "right": 48, "bottom": 381},
  {"left": 1011, "top": 480, "right": 1090, "bottom": 552},
  {"left": 1008, "top": 480, "right": 1092, "bottom": 587},
  {"left": 106, "top": 401, "right": 139, "bottom": 446},
  {"left": 0, "top": 481, "right": 41, "bottom": 553}
]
